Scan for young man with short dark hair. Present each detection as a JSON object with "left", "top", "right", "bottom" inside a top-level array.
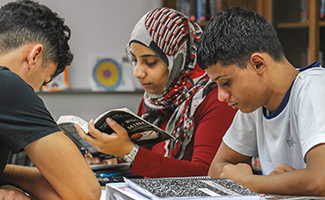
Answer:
[
  {"left": 197, "top": 7, "right": 325, "bottom": 196},
  {"left": 0, "top": 1, "right": 101, "bottom": 199}
]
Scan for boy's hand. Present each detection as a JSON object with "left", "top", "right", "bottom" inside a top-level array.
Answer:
[
  {"left": 220, "top": 163, "right": 254, "bottom": 189},
  {"left": 269, "top": 163, "right": 296, "bottom": 176}
]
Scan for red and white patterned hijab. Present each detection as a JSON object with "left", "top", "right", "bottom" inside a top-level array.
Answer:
[{"left": 126, "top": 7, "right": 217, "bottom": 159}]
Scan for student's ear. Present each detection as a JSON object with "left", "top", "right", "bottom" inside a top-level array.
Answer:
[
  {"left": 27, "top": 44, "right": 43, "bottom": 70},
  {"left": 250, "top": 53, "right": 266, "bottom": 74}
]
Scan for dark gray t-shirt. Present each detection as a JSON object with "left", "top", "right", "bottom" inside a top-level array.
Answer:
[{"left": 0, "top": 66, "right": 60, "bottom": 179}]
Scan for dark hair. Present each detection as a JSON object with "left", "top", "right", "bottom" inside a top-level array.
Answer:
[
  {"left": 197, "top": 7, "right": 284, "bottom": 69},
  {"left": 0, "top": 0, "right": 73, "bottom": 77}
]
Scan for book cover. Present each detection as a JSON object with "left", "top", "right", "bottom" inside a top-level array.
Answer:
[
  {"left": 57, "top": 108, "right": 175, "bottom": 149},
  {"left": 123, "top": 176, "right": 261, "bottom": 200}
]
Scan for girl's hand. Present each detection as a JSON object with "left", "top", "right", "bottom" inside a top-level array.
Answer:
[
  {"left": 84, "top": 151, "right": 117, "bottom": 165},
  {"left": 75, "top": 118, "right": 135, "bottom": 158},
  {"left": 0, "top": 185, "right": 30, "bottom": 200}
]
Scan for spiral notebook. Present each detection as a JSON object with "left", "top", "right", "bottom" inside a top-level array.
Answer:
[{"left": 123, "top": 176, "right": 261, "bottom": 200}]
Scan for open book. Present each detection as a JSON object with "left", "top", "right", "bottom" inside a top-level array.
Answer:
[
  {"left": 57, "top": 108, "right": 175, "bottom": 156},
  {"left": 56, "top": 115, "right": 113, "bottom": 160},
  {"left": 106, "top": 176, "right": 260, "bottom": 200}
]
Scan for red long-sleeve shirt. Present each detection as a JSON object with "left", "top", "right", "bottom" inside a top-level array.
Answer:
[{"left": 129, "top": 88, "right": 238, "bottom": 178}]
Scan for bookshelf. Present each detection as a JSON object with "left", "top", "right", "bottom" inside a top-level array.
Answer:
[
  {"left": 273, "top": 0, "right": 324, "bottom": 68},
  {"left": 162, "top": 0, "right": 272, "bottom": 27},
  {"left": 163, "top": 0, "right": 324, "bottom": 68}
]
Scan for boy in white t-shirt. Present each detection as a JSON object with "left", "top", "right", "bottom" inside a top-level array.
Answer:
[{"left": 197, "top": 7, "right": 325, "bottom": 196}]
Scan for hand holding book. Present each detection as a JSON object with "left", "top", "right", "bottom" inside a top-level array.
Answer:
[
  {"left": 57, "top": 108, "right": 174, "bottom": 159},
  {"left": 75, "top": 117, "right": 136, "bottom": 158}
]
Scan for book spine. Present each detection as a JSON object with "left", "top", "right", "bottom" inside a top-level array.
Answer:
[
  {"left": 189, "top": 0, "right": 197, "bottom": 21},
  {"left": 177, "top": 0, "right": 190, "bottom": 17},
  {"left": 209, "top": 0, "right": 216, "bottom": 19},
  {"left": 197, "top": 0, "right": 202, "bottom": 22},
  {"left": 321, "top": 0, "right": 325, "bottom": 20},
  {"left": 215, "top": 0, "right": 222, "bottom": 13},
  {"left": 201, "top": 0, "right": 207, "bottom": 22},
  {"left": 300, "top": 0, "right": 308, "bottom": 23}
]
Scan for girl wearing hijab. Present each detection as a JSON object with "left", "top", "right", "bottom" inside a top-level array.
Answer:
[{"left": 77, "top": 7, "right": 237, "bottom": 178}]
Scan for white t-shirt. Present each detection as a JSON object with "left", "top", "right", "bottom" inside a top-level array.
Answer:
[{"left": 223, "top": 61, "right": 325, "bottom": 175}]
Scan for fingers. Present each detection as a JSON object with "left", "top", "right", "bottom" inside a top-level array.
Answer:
[
  {"left": 269, "top": 163, "right": 296, "bottom": 175},
  {"left": 281, "top": 164, "right": 295, "bottom": 172},
  {"left": 85, "top": 120, "right": 101, "bottom": 138},
  {"left": 75, "top": 123, "right": 90, "bottom": 142},
  {"left": 105, "top": 118, "right": 129, "bottom": 137},
  {"left": 76, "top": 120, "right": 100, "bottom": 138},
  {"left": 0, "top": 186, "right": 30, "bottom": 200},
  {"left": 75, "top": 120, "right": 99, "bottom": 145},
  {"left": 76, "top": 118, "right": 127, "bottom": 140},
  {"left": 75, "top": 118, "right": 133, "bottom": 157},
  {"left": 220, "top": 163, "right": 252, "bottom": 179},
  {"left": 220, "top": 164, "right": 236, "bottom": 178},
  {"left": 75, "top": 122, "right": 88, "bottom": 137}
]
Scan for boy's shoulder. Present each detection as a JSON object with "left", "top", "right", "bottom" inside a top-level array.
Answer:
[{"left": 294, "top": 62, "right": 325, "bottom": 85}]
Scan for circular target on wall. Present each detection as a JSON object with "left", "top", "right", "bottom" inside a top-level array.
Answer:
[{"left": 92, "top": 58, "right": 122, "bottom": 90}]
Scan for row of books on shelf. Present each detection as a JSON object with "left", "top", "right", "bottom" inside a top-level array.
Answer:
[
  {"left": 176, "top": 0, "right": 222, "bottom": 22},
  {"left": 177, "top": 0, "right": 325, "bottom": 24},
  {"left": 301, "top": 0, "right": 325, "bottom": 22}
]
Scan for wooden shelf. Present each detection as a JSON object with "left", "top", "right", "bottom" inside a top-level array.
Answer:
[
  {"left": 197, "top": 21, "right": 209, "bottom": 28},
  {"left": 276, "top": 21, "right": 325, "bottom": 29},
  {"left": 37, "top": 89, "right": 144, "bottom": 94},
  {"left": 276, "top": 22, "right": 309, "bottom": 29}
]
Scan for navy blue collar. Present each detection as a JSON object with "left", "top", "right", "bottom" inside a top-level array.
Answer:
[
  {"left": 299, "top": 61, "right": 320, "bottom": 72},
  {"left": 263, "top": 61, "right": 320, "bottom": 119}
]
